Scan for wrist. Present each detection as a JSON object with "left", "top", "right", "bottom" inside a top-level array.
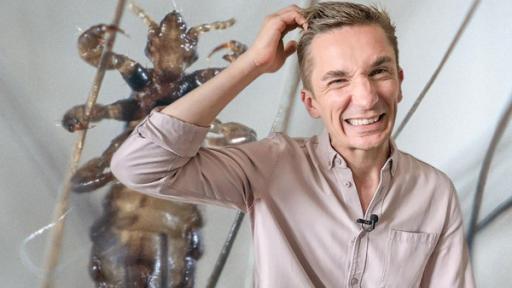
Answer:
[{"left": 229, "top": 52, "right": 266, "bottom": 80}]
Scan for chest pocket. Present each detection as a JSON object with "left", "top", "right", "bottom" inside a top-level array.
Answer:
[{"left": 381, "top": 229, "right": 438, "bottom": 288}]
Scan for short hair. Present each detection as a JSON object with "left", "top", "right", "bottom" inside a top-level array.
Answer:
[{"left": 297, "top": 2, "right": 399, "bottom": 90}]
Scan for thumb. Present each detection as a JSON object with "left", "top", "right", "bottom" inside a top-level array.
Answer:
[{"left": 283, "top": 40, "right": 298, "bottom": 57}]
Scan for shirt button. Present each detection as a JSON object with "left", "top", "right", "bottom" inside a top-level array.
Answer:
[
  {"left": 335, "top": 158, "right": 342, "bottom": 166},
  {"left": 344, "top": 181, "right": 352, "bottom": 188},
  {"left": 350, "top": 277, "right": 359, "bottom": 285}
]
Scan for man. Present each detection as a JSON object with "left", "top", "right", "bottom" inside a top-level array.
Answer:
[{"left": 111, "top": 2, "right": 475, "bottom": 287}]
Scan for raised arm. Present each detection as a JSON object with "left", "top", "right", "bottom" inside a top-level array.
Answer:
[
  {"left": 161, "top": 5, "right": 307, "bottom": 126},
  {"left": 111, "top": 6, "right": 304, "bottom": 210},
  {"left": 110, "top": 109, "right": 282, "bottom": 211}
]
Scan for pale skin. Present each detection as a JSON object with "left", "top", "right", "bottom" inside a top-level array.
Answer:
[
  {"left": 301, "top": 25, "right": 404, "bottom": 212},
  {"left": 161, "top": 6, "right": 404, "bottom": 214}
]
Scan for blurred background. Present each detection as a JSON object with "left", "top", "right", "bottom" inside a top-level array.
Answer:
[{"left": 0, "top": 0, "right": 510, "bottom": 286}]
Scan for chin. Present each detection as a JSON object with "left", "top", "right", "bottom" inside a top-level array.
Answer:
[{"left": 348, "top": 134, "right": 389, "bottom": 151}]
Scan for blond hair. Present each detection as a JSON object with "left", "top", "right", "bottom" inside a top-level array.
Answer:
[{"left": 297, "top": 2, "right": 399, "bottom": 90}]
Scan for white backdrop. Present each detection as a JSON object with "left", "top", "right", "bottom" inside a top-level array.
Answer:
[{"left": 0, "top": 0, "right": 510, "bottom": 287}]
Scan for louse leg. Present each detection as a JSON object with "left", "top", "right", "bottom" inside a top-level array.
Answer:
[
  {"left": 186, "top": 18, "right": 236, "bottom": 47},
  {"left": 187, "top": 68, "right": 225, "bottom": 85},
  {"left": 128, "top": 2, "right": 161, "bottom": 78},
  {"left": 78, "top": 24, "right": 152, "bottom": 91},
  {"left": 71, "top": 158, "right": 113, "bottom": 193},
  {"left": 187, "top": 18, "right": 235, "bottom": 37},
  {"left": 207, "top": 40, "right": 247, "bottom": 63},
  {"left": 78, "top": 24, "right": 127, "bottom": 69},
  {"left": 128, "top": 2, "right": 159, "bottom": 35},
  {"left": 71, "top": 129, "right": 133, "bottom": 192},
  {"left": 62, "top": 98, "right": 143, "bottom": 132},
  {"left": 207, "top": 119, "right": 257, "bottom": 147}
]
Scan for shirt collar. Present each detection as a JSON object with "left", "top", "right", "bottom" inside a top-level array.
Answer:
[
  {"left": 317, "top": 129, "right": 399, "bottom": 176},
  {"left": 318, "top": 129, "right": 343, "bottom": 169},
  {"left": 388, "top": 139, "right": 399, "bottom": 176}
]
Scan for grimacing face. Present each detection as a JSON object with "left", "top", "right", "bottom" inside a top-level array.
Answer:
[{"left": 301, "top": 24, "right": 403, "bottom": 154}]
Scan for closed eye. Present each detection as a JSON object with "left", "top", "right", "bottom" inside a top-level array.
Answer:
[
  {"left": 327, "top": 78, "right": 348, "bottom": 85},
  {"left": 369, "top": 68, "right": 388, "bottom": 76}
]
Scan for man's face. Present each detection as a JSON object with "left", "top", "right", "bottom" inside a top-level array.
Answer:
[{"left": 301, "top": 24, "right": 403, "bottom": 153}]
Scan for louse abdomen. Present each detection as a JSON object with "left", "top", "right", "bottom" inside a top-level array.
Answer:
[{"left": 88, "top": 184, "right": 202, "bottom": 287}]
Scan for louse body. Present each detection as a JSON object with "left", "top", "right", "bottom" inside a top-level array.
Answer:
[{"left": 60, "top": 4, "right": 252, "bottom": 286}]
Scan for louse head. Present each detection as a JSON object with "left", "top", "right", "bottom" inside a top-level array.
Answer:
[{"left": 145, "top": 10, "right": 198, "bottom": 82}]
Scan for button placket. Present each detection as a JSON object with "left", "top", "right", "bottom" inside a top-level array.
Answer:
[
  {"left": 361, "top": 165, "right": 392, "bottom": 221},
  {"left": 332, "top": 165, "right": 361, "bottom": 220},
  {"left": 347, "top": 231, "right": 367, "bottom": 288}
]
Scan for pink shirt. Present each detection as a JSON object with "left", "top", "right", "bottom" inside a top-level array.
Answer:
[{"left": 111, "top": 110, "right": 475, "bottom": 288}]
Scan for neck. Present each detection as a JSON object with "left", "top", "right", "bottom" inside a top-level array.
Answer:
[
  {"left": 334, "top": 141, "right": 390, "bottom": 181},
  {"left": 329, "top": 136, "right": 392, "bottom": 214}
]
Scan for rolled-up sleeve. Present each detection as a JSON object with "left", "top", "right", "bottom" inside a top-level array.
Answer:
[
  {"left": 420, "top": 182, "right": 475, "bottom": 287},
  {"left": 110, "top": 109, "right": 279, "bottom": 212}
]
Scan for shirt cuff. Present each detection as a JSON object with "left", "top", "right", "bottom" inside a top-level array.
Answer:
[{"left": 136, "top": 108, "right": 209, "bottom": 157}]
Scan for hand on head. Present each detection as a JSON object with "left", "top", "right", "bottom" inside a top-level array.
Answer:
[{"left": 246, "top": 5, "right": 307, "bottom": 74}]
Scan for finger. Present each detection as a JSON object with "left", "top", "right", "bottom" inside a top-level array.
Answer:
[
  {"left": 272, "top": 11, "right": 307, "bottom": 35},
  {"left": 278, "top": 9, "right": 307, "bottom": 28},
  {"left": 266, "top": 8, "right": 306, "bottom": 32},
  {"left": 278, "top": 5, "right": 306, "bottom": 22}
]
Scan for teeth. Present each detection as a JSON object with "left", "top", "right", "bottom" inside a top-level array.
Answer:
[{"left": 347, "top": 115, "right": 380, "bottom": 126}]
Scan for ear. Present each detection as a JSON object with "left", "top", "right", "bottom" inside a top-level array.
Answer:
[
  {"left": 301, "top": 89, "right": 321, "bottom": 118},
  {"left": 397, "top": 68, "right": 404, "bottom": 103}
]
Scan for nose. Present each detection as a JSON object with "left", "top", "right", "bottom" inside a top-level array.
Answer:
[{"left": 351, "top": 76, "right": 378, "bottom": 109}]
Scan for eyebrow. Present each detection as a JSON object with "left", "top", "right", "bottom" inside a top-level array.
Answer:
[
  {"left": 321, "top": 70, "right": 348, "bottom": 81},
  {"left": 320, "top": 56, "right": 394, "bottom": 82},
  {"left": 372, "top": 56, "right": 393, "bottom": 67}
]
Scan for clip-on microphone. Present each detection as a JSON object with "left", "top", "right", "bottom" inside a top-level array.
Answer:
[{"left": 356, "top": 214, "right": 379, "bottom": 232}]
